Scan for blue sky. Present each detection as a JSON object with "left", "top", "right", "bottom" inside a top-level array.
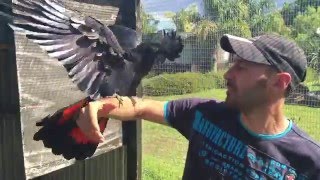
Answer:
[
  {"left": 142, "top": 0, "right": 293, "bottom": 12},
  {"left": 142, "top": 0, "right": 202, "bottom": 14},
  {"left": 141, "top": 0, "right": 295, "bottom": 30},
  {"left": 142, "top": 0, "right": 203, "bottom": 30}
]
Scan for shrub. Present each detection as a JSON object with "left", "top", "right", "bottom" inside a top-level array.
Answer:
[
  {"left": 142, "top": 71, "right": 226, "bottom": 96},
  {"left": 304, "top": 67, "right": 320, "bottom": 91},
  {"left": 305, "top": 67, "right": 319, "bottom": 83},
  {"left": 209, "top": 69, "right": 227, "bottom": 89}
]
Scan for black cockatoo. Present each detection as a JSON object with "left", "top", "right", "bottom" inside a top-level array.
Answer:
[{"left": 0, "top": 0, "right": 183, "bottom": 160}]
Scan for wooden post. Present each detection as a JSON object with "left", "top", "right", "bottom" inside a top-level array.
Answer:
[
  {"left": 117, "top": 0, "right": 142, "bottom": 179},
  {"left": 0, "top": 0, "right": 26, "bottom": 179}
]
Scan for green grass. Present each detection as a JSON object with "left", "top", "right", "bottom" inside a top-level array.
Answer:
[
  {"left": 142, "top": 89, "right": 320, "bottom": 179},
  {"left": 142, "top": 122, "right": 187, "bottom": 180},
  {"left": 284, "top": 104, "right": 320, "bottom": 139},
  {"left": 145, "top": 88, "right": 227, "bottom": 101}
]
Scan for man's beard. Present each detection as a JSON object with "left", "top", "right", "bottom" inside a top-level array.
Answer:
[{"left": 225, "top": 79, "right": 269, "bottom": 113}]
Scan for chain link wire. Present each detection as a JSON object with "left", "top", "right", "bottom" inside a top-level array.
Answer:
[{"left": 141, "top": 0, "right": 320, "bottom": 141}]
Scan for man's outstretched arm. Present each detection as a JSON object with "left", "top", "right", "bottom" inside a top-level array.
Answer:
[{"left": 77, "top": 96, "right": 168, "bottom": 142}]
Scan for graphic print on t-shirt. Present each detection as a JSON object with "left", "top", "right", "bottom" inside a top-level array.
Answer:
[{"left": 191, "top": 110, "right": 308, "bottom": 180}]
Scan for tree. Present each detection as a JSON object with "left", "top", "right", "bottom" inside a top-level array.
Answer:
[
  {"left": 166, "top": 4, "right": 200, "bottom": 33},
  {"left": 202, "top": 0, "right": 291, "bottom": 37},
  {"left": 199, "top": 0, "right": 296, "bottom": 72},
  {"left": 141, "top": 6, "right": 159, "bottom": 34},
  {"left": 193, "top": 19, "right": 217, "bottom": 40},
  {"left": 281, "top": 0, "right": 320, "bottom": 26},
  {"left": 247, "top": 0, "right": 291, "bottom": 37},
  {"left": 203, "top": 0, "right": 251, "bottom": 37},
  {"left": 250, "top": 11, "right": 291, "bottom": 37},
  {"left": 164, "top": 0, "right": 294, "bottom": 72},
  {"left": 292, "top": 6, "right": 320, "bottom": 70}
]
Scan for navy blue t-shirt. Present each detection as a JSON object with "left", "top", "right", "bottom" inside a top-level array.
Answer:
[{"left": 164, "top": 98, "right": 320, "bottom": 180}]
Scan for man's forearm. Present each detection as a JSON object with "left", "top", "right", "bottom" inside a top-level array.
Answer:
[
  {"left": 96, "top": 96, "right": 167, "bottom": 124},
  {"left": 98, "top": 96, "right": 141, "bottom": 120}
]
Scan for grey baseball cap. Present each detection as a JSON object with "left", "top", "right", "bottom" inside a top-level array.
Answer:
[{"left": 220, "top": 34, "right": 307, "bottom": 88}]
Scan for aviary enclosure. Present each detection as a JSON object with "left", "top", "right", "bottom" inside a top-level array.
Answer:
[
  {"left": 1, "top": 0, "right": 141, "bottom": 179},
  {"left": 140, "top": 0, "right": 319, "bottom": 177},
  {"left": 0, "top": 0, "right": 319, "bottom": 179}
]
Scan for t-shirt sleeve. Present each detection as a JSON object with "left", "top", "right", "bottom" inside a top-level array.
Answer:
[
  {"left": 313, "top": 171, "right": 320, "bottom": 180},
  {"left": 163, "top": 98, "right": 218, "bottom": 139}
]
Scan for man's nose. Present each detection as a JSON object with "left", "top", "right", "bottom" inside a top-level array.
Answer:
[{"left": 224, "top": 68, "right": 232, "bottom": 80}]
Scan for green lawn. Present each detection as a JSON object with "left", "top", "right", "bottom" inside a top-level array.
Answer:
[{"left": 142, "top": 89, "right": 320, "bottom": 180}]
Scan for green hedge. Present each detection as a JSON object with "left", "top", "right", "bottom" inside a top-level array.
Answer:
[
  {"left": 305, "top": 67, "right": 320, "bottom": 92},
  {"left": 208, "top": 70, "right": 227, "bottom": 89},
  {"left": 305, "top": 67, "right": 319, "bottom": 83},
  {"left": 142, "top": 71, "right": 227, "bottom": 96}
]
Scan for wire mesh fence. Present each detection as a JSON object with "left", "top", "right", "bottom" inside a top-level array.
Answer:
[{"left": 140, "top": 0, "right": 320, "bottom": 141}]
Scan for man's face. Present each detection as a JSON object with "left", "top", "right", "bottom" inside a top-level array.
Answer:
[{"left": 223, "top": 55, "right": 273, "bottom": 111}]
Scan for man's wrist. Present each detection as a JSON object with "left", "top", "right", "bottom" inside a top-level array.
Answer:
[
  {"left": 96, "top": 98, "right": 117, "bottom": 118},
  {"left": 96, "top": 96, "right": 143, "bottom": 120}
]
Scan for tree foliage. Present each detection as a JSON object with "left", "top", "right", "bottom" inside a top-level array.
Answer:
[
  {"left": 141, "top": 6, "right": 159, "bottom": 34},
  {"left": 169, "top": 4, "right": 200, "bottom": 33},
  {"left": 292, "top": 6, "right": 320, "bottom": 69},
  {"left": 281, "top": 0, "right": 320, "bottom": 26},
  {"left": 149, "top": 0, "right": 320, "bottom": 72},
  {"left": 193, "top": 19, "right": 217, "bottom": 40},
  {"left": 250, "top": 11, "right": 291, "bottom": 37}
]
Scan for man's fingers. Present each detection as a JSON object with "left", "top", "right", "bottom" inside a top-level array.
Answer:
[
  {"left": 77, "top": 101, "right": 116, "bottom": 143},
  {"left": 77, "top": 103, "right": 102, "bottom": 143},
  {"left": 92, "top": 130, "right": 105, "bottom": 143},
  {"left": 88, "top": 104, "right": 103, "bottom": 141}
]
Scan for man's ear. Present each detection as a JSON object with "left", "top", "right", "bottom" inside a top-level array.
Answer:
[{"left": 275, "top": 72, "right": 292, "bottom": 91}]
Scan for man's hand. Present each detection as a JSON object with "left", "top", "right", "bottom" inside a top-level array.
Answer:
[
  {"left": 76, "top": 96, "right": 167, "bottom": 143},
  {"left": 76, "top": 101, "right": 116, "bottom": 143}
]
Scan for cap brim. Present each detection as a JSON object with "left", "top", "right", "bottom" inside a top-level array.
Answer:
[{"left": 220, "top": 34, "right": 271, "bottom": 65}]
